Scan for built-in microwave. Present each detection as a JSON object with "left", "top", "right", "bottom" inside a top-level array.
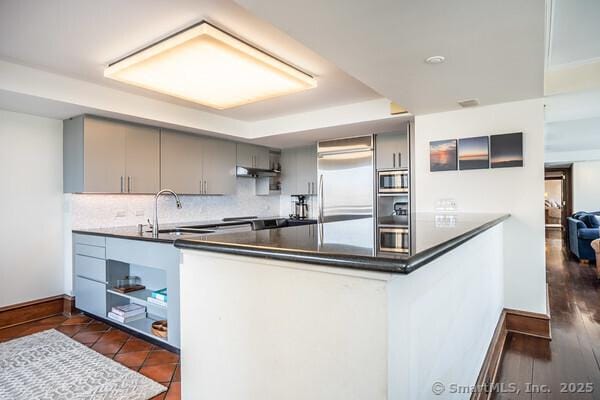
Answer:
[
  {"left": 378, "top": 227, "right": 409, "bottom": 253},
  {"left": 378, "top": 170, "right": 409, "bottom": 193}
]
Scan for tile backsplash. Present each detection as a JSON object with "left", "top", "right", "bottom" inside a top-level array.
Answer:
[{"left": 66, "top": 178, "right": 281, "bottom": 230}]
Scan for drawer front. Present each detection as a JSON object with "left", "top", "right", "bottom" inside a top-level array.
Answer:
[
  {"left": 75, "top": 243, "right": 106, "bottom": 259},
  {"left": 106, "top": 238, "right": 179, "bottom": 270},
  {"left": 74, "top": 276, "right": 106, "bottom": 317},
  {"left": 73, "top": 234, "right": 106, "bottom": 247},
  {"left": 74, "top": 255, "right": 106, "bottom": 282}
]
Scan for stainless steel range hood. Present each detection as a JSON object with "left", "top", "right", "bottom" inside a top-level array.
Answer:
[{"left": 235, "top": 166, "right": 279, "bottom": 178}]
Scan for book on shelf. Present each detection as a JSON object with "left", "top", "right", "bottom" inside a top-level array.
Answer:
[
  {"left": 111, "top": 303, "right": 146, "bottom": 318},
  {"left": 150, "top": 288, "right": 168, "bottom": 302},
  {"left": 107, "top": 311, "right": 146, "bottom": 324},
  {"left": 147, "top": 296, "right": 167, "bottom": 307}
]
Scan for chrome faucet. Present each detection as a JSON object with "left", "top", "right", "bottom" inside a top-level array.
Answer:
[{"left": 152, "top": 189, "right": 182, "bottom": 238}]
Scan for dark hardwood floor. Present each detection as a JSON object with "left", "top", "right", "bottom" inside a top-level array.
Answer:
[
  {"left": 493, "top": 228, "right": 600, "bottom": 399},
  {"left": 0, "top": 313, "right": 180, "bottom": 400}
]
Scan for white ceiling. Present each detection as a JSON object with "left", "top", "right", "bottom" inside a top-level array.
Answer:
[
  {"left": 543, "top": 1, "right": 600, "bottom": 161},
  {"left": 254, "top": 116, "right": 411, "bottom": 149},
  {"left": 0, "top": 0, "right": 380, "bottom": 122},
  {"left": 237, "top": 0, "right": 545, "bottom": 115},
  {"left": 547, "top": 0, "right": 600, "bottom": 69},
  {"left": 0, "top": 0, "right": 549, "bottom": 148},
  {"left": 545, "top": 117, "right": 600, "bottom": 152}
]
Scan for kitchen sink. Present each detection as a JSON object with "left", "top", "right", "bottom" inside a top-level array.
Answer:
[{"left": 158, "top": 228, "right": 215, "bottom": 236}]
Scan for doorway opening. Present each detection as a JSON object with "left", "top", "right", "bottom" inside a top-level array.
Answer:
[{"left": 544, "top": 165, "right": 572, "bottom": 241}]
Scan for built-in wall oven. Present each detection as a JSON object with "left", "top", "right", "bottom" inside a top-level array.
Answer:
[
  {"left": 378, "top": 169, "right": 409, "bottom": 193},
  {"left": 377, "top": 227, "right": 409, "bottom": 253}
]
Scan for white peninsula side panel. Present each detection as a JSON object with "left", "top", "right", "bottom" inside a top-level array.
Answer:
[{"left": 180, "top": 224, "right": 504, "bottom": 400}]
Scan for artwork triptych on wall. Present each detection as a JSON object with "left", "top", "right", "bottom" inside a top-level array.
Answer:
[
  {"left": 429, "top": 139, "right": 457, "bottom": 172},
  {"left": 430, "top": 132, "right": 523, "bottom": 172},
  {"left": 458, "top": 136, "right": 489, "bottom": 170},
  {"left": 490, "top": 132, "right": 523, "bottom": 168}
]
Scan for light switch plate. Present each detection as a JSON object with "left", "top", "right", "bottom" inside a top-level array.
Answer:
[{"left": 115, "top": 210, "right": 126, "bottom": 218}]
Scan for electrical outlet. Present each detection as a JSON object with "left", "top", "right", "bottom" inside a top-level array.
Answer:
[{"left": 435, "top": 198, "right": 457, "bottom": 212}]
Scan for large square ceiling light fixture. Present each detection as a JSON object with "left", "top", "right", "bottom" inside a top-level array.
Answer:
[{"left": 104, "top": 21, "right": 317, "bottom": 109}]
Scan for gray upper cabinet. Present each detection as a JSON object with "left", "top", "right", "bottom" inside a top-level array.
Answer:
[
  {"left": 63, "top": 116, "right": 160, "bottom": 193},
  {"left": 237, "top": 143, "right": 270, "bottom": 169},
  {"left": 203, "top": 138, "right": 236, "bottom": 195},
  {"left": 64, "top": 115, "right": 250, "bottom": 196},
  {"left": 160, "top": 130, "right": 204, "bottom": 194},
  {"left": 255, "top": 146, "right": 270, "bottom": 169},
  {"left": 376, "top": 130, "right": 409, "bottom": 170},
  {"left": 161, "top": 130, "right": 236, "bottom": 195},
  {"left": 124, "top": 123, "right": 160, "bottom": 193},
  {"left": 281, "top": 145, "right": 317, "bottom": 195},
  {"left": 280, "top": 148, "right": 298, "bottom": 195}
]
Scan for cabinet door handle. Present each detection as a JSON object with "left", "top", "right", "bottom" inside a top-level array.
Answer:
[
  {"left": 318, "top": 174, "right": 324, "bottom": 222},
  {"left": 120, "top": 176, "right": 124, "bottom": 193},
  {"left": 204, "top": 180, "right": 207, "bottom": 194},
  {"left": 398, "top": 153, "right": 402, "bottom": 168},
  {"left": 311, "top": 182, "right": 315, "bottom": 194},
  {"left": 308, "top": 182, "right": 311, "bottom": 194},
  {"left": 393, "top": 153, "right": 396, "bottom": 168},
  {"left": 127, "top": 176, "right": 131, "bottom": 193}
]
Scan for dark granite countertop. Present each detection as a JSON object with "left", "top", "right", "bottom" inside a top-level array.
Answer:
[
  {"left": 72, "top": 217, "right": 318, "bottom": 244},
  {"left": 173, "top": 213, "right": 510, "bottom": 274},
  {"left": 72, "top": 218, "right": 258, "bottom": 244}
]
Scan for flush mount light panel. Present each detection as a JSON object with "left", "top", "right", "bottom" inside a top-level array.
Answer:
[{"left": 104, "top": 21, "right": 317, "bottom": 109}]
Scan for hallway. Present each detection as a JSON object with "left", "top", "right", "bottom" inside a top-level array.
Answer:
[{"left": 493, "top": 230, "right": 600, "bottom": 399}]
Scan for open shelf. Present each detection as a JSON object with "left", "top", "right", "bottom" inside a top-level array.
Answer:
[
  {"left": 126, "top": 316, "right": 168, "bottom": 343},
  {"left": 106, "top": 313, "right": 168, "bottom": 344},
  {"left": 107, "top": 288, "right": 167, "bottom": 309}
]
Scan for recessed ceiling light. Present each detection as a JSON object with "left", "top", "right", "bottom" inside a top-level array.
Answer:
[
  {"left": 425, "top": 56, "right": 445, "bottom": 64},
  {"left": 104, "top": 21, "right": 318, "bottom": 110}
]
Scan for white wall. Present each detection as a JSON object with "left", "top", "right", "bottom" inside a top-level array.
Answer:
[
  {"left": 0, "top": 109, "right": 64, "bottom": 307},
  {"left": 179, "top": 224, "right": 504, "bottom": 400},
  {"left": 573, "top": 160, "right": 600, "bottom": 212},
  {"left": 414, "top": 98, "right": 546, "bottom": 314}
]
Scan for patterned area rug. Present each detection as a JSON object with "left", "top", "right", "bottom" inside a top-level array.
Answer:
[{"left": 0, "top": 329, "right": 166, "bottom": 400}]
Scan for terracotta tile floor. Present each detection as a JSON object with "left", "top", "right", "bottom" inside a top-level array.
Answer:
[{"left": 0, "top": 313, "right": 180, "bottom": 400}]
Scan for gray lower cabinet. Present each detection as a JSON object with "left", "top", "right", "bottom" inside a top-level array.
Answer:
[
  {"left": 73, "top": 233, "right": 181, "bottom": 349},
  {"left": 160, "top": 130, "right": 236, "bottom": 195},
  {"left": 73, "top": 234, "right": 107, "bottom": 317},
  {"left": 63, "top": 116, "right": 160, "bottom": 193},
  {"left": 75, "top": 276, "right": 107, "bottom": 317},
  {"left": 375, "top": 129, "right": 409, "bottom": 170},
  {"left": 281, "top": 145, "right": 317, "bottom": 195}
]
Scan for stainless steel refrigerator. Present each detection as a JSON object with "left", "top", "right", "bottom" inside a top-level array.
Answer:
[{"left": 317, "top": 135, "right": 374, "bottom": 222}]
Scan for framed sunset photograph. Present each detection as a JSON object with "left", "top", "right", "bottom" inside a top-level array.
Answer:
[
  {"left": 458, "top": 136, "right": 489, "bottom": 170},
  {"left": 430, "top": 139, "right": 457, "bottom": 172},
  {"left": 490, "top": 132, "right": 523, "bottom": 168}
]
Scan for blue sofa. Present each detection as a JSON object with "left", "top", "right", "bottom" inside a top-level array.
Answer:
[{"left": 568, "top": 212, "right": 600, "bottom": 261}]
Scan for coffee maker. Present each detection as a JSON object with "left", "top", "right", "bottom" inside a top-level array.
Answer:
[{"left": 290, "top": 195, "right": 309, "bottom": 219}]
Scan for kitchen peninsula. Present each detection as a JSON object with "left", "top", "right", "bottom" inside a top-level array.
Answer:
[{"left": 174, "top": 213, "right": 509, "bottom": 399}]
